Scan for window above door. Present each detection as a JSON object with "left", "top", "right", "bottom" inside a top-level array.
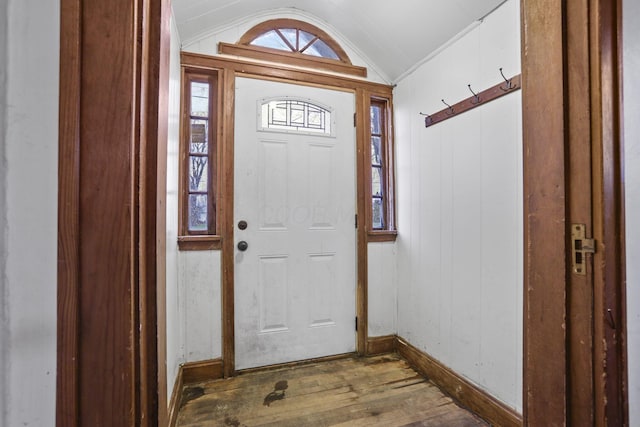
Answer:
[{"left": 218, "top": 19, "right": 367, "bottom": 78}]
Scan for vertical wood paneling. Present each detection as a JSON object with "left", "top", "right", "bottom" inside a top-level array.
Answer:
[{"left": 394, "top": 0, "right": 522, "bottom": 413}]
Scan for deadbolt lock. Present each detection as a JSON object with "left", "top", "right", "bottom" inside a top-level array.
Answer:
[{"left": 571, "top": 224, "right": 595, "bottom": 275}]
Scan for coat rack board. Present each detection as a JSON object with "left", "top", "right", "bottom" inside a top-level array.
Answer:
[{"left": 420, "top": 71, "right": 521, "bottom": 128}]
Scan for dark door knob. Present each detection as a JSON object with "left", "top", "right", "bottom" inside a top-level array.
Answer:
[
  {"left": 238, "top": 220, "right": 248, "bottom": 230},
  {"left": 237, "top": 241, "right": 248, "bottom": 251}
]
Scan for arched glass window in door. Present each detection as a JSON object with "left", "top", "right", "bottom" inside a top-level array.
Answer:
[{"left": 259, "top": 97, "right": 333, "bottom": 136}]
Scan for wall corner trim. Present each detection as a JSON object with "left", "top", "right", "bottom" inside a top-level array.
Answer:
[{"left": 395, "top": 336, "right": 523, "bottom": 427}]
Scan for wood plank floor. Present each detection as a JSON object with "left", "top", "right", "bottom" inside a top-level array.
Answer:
[{"left": 176, "top": 354, "right": 489, "bottom": 427}]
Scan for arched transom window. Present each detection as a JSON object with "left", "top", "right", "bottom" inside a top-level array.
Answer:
[
  {"left": 218, "top": 19, "right": 367, "bottom": 77},
  {"left": 239, "top": 19, "right": 349, "bottom": 63}
]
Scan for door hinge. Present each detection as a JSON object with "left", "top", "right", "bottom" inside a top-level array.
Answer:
[
  {"left": 355, "top": 316, "right": 358, "bottom": 331},
  {"left": 355, "top": 214, "right": 358, "bottom": 228},
  {"left": 353, "top": 112, "right": 357, "bottom": 127},
  {"left": 572, "top": 223, "right": 596, "bottom": 275}
]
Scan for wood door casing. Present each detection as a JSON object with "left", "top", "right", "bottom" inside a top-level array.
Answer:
[{"left": 521, "top": 0, "right": 627, "bottom": 424}]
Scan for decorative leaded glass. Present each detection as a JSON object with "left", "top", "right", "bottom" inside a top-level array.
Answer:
[{"left": 260, "top": 98, "right": 333, "bottom": 135}]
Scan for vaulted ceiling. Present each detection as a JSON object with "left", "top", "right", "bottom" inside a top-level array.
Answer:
[{"left": 172, "top": 0, "right": 508, "bottom": 83}]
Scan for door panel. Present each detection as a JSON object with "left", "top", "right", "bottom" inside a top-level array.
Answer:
[{"left": 234, "top": 77, "right": 356, "bottom": 370}]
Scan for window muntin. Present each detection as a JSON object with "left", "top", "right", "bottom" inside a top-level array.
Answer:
[
  {"left": 249, "top": 26, "right": 341, "bottom": 61},
  {"left": 182, "top": 72, "right": 218, "bottom": 236},
  {"left": 260, "top": 98, "right": 333, "bottom": 136}
]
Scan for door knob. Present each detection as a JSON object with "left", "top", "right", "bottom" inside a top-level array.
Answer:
[
  {"left": 237, "top": 241, "right": 248, "bottom": 251},
  {"left": 238, "top": 220, "right": 248, "bottom": 230}
]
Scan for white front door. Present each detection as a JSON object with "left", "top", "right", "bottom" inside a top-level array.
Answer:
[{"left": 234, "top": 77, "right": 356, "bottom": 370}]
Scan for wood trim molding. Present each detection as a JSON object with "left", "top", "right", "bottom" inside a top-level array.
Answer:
[
  {"left": 520, "top": 1, "right": 568, "bottom": 425},
  {"left": 57, "top": 0, "right": 168, "bottom": 424},
  {"left": 168, "top": 359, "right": 223, "bottom": 427},
  {"left": 366, "top": 335, "right": 396, "bottom": 355},
  {"left": 182, "top": 359, "right": 224, "bottom": 384},
  {"left": 57, "top": 0, "right": 81, "bottom": 424},
  {"left": 220, "top": 68, "right": 236, "bottom": 377},
  {"left": 219, "top": 43, "right": 367, "bottom": 78},
  {"left": 237, "top": 18, "right": 353, "bottom": 65},
  {"left": 367, "top": 230, "right": 398, "bottom": 243},
  {"left": 167, "top": 367, "right": 184, "bottom": 427},
  {"left": 181, "top": 52, "right": 391, "bottom": 94},
  {"left": 591, "top": 0, "right": 627, "bottom": 423},
  {"left": 177, "top": 235, "right": 222, "bottom": 251},
  {"left": 396, "top": 337, "right": 523, "bottom": 427},
  {"left": 355, "top": 88, "right": 369, "bottom": 355}
]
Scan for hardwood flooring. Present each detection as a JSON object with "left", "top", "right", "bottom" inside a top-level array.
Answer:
[{"left": 176, "top": 354, "right": 489, "bottom": 426}]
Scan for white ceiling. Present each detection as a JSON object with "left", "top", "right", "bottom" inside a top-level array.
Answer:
[{"left": 172, "top": 0, "right": 507, "bottom": 83}]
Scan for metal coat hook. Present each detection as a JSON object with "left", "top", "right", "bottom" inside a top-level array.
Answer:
[
  {"left": 419, "top": 112, "right": 432, "bottom": 127},
  {"left": 468, "top": 84, "right": 480, "bottom": 104},
  {"left": 441, "top": 99, "right": 454, "bottom": 115},
  {"left": 499, "top": 67, "right": 514, "bottom": 91}
]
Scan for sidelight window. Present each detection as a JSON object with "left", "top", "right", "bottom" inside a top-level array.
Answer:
[
  {"left": 180, "top": 69, "right": 219, "bottom": 244},
  {"left": 369, "top": 98, "right": 395, "bottom": 236}
]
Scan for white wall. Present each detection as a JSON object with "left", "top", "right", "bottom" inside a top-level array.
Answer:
[
  {"left": 0, "top": 0, "right": 7, "bottom": 422},
  {"left": 368, "top": 242, "right": 397, "bottom": 337},
  {"left": 181, "top": 8, "right": 389, "bottom": 85},
  {"left": 1, "top": 0, "right": 59, "bottom": 426},
  {"left": 166, "top": 12, "right": 223, "bottom": 393},
  {"left": 393, "top": 0, "right": 522, "bottom": 412},
  {"left": 623, "top": 0, "right": 640, "bottom": 425},
  {"left": 178, "top": 250, "right": 222, "bottom": 362},
  {"left": 166, "top": 13, "right": 182, "bottom": 400}
]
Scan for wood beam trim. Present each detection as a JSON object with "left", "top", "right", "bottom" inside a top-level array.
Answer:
[
  {"left": 181, "top": 52, "right": 392, "bottom": 94},
  {"left": 396, "top": 337, "right": 523, "bottom": 427},
  {"left": 218, "top": 43, "right": 367, "bottom": 78}
]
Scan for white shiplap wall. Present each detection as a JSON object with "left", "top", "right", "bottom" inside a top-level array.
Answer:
[
  {"left": 393, "top": 0, "right": 522, "bottom": 412},
  {"left": 623, "top": 1, "right": 640, "bottom": 425}
]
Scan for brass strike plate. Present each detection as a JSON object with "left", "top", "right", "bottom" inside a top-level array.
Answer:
[{"left": 571, "top": 224, "right": 595, "bottom": 275}]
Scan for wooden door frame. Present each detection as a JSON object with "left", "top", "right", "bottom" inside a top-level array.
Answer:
[
  {"left": 521, "top": 0, "right": 627, "bottom": 425},
  {"left": 56, "top": 0, "right": 628, "bottom": 425},
  {"left": 56, "top": 0, "right": 170, "bottom": 425},
  {"left": 180, "top": 54, "right": 396, "bottom": 376}
]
